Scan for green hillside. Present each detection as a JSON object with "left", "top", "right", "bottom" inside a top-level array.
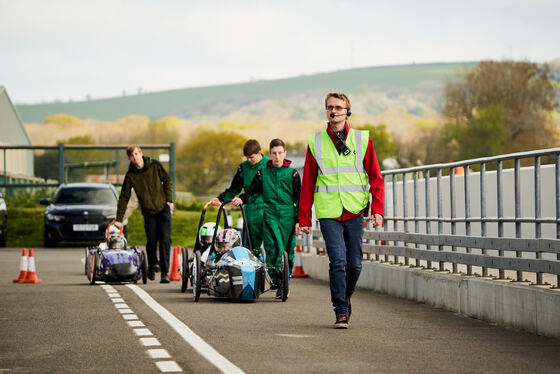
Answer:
[{"left": 16, "top": 62, "right": 476, "bottom": 123}]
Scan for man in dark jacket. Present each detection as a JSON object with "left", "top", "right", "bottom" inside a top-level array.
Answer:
[{"left": 115, "top": 145, "right": 173, "bottom": 283}]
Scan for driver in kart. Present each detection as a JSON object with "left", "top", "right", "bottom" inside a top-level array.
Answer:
[
  {"left": 108, "top": 234, "right": 126, "bottom": 249},
  {"left": 214, "top": 228, "right": 241, "bottom": 260},
  {"left": 198, "top": 222, "right": 220, "bottom": 264}
]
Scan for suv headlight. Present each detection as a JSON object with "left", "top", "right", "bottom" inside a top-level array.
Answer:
[{"left": 46, "top": 213, "right": 65, "bottom": 222}]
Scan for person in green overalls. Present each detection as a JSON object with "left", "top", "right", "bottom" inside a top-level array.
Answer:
[
  {"left": 232, "top": 139, "right": 301, "bottom": 298},
  {"left": 211, "top": 139, "right": 270, "bottom": 254}
]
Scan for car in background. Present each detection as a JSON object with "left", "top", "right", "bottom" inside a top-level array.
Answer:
[
  {"left": 0, "top": 192, "right": 6, "bottom": 247},
  {"left": 40, "top": 183, "right": 127, "bottom": 247}
]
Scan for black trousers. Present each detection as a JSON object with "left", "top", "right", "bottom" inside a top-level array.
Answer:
[{"left": 143, "top": 205, "right": 172, "bottom": 275}]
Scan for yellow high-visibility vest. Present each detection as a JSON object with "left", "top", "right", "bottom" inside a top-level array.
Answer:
[{"left": 308, "top": 128, "right": 369, "bottom": 218}]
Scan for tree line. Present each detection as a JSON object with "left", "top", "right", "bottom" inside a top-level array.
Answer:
[{"left": 31, "top": 60, "right": 559, "bottom": 196}]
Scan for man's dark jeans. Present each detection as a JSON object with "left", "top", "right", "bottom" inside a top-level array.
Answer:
[
  {"left": 319, "top": 214, "right": 364, "bottom": 317},
  {"left": 143, "top": 204, "right": 172, "bottom": 276}
]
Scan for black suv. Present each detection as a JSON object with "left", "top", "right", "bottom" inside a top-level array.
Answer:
[
  {"left": 41, "top": 183, "right": 126, "bottom": 247},
  {"left": 0, "top": 192, "right": 6, "bottom": 247}
]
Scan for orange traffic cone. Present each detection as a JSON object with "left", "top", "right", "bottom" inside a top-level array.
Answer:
[
  {"left": 168, "top": 246, "right": 181, "bottom": 281},
  {"left": 291, "top": 244, "right": 309, "bottom": 278},
  {"left": 23, "top": 248, "right": 42, "bottom": 284},
  {"left": 13, "top": 248, "right": 28, "bottom": 283}
]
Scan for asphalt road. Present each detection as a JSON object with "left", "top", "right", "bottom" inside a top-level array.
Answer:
[{"left": 1, "top": 247, "right": 560, "bottom": 374}]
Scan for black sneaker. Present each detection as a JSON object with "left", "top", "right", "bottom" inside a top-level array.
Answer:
[
  {"left": 334, "top": 315, "right": 349, "bottom": 329},
  {"left": 160, "top": 274, "right": 170, "bottom": 283},
  {"left": 148, "top": 267, "right": 155, "bottom": 281}
]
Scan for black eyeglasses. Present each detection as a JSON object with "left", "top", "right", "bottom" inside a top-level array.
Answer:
[{"left": 326, "top": 105, "right": 346, "bottom": 111}]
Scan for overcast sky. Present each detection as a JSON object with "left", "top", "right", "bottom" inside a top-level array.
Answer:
[{"left": 1, "top": 0, "right": 558, "bottom": 104}]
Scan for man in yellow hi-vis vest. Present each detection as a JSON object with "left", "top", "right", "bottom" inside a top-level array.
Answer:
[{"left": 299, "top": 93, "right": 384, "bottom": 329}]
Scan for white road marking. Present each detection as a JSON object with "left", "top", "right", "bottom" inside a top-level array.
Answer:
[
  {"left": 122, "top": 314, "right": 139, "bottom": 320},
  {"left": 127, "top": 321, "right": 145, "bottom": 327},
  {"left": 140, "top": 337, "right": 161, "bottom": 347},
  {"left": 118, "top": 308, "right": 134, "bottom": 314},
  {"left": 156, "top": 361, "right": 182, "bottom": 373},
  {"left": 147, "top": 349, "right": 171, "bottom": 359},
  {"left": 114, "top": 303, "right": 129, "bottom": 309},
  {"left": 111, "top": 298, "right": 125, "bottom": 303},
  {"left": 107, "top": 292, "right": 120, "bottom": 298},
  {"left": 275, "top": 333, "right": 316, "bottom": 338},
  {"left": 133, "top": 328, "right": 153, "bottom": 336},
  {"left": 127, "top": 284, "right": 245, "bottom": 374}
]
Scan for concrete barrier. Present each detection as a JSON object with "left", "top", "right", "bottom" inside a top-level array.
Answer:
[{"left": 301, "top": 252, "right": 560, "bottom": 339}]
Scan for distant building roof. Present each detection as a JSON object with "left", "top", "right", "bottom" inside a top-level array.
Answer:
[{"left": 0, "top": 86, "right": 32, "bottom": 145}]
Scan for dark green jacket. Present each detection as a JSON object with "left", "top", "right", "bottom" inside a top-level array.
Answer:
[
  {"left": 117, "top": 156, "right": 173, "bottom": 220},
  {"left": 217, "top": 155, "right": 270, "bottom": 205}
]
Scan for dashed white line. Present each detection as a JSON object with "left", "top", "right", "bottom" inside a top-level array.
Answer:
[
  {"left": 127, "top": 284, "right": 245, "bottom": 374},
  {"left": 98, "top": 285, "right": 181, "bottom": 372},
  {"left": 148, "top": 349, "right": 171, "bottom": 359},
  {"left": 156, "top": 361, "right": 182, "bottom": 373},
  {"left": 134, "top": 328, "right": 153, "bottom": 336},
  {"left": 140, "top": 337, "right": 161, "bottom": 347}
]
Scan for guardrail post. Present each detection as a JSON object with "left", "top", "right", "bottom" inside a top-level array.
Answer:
[
  {"left": 58, "top": 143, "right": 64, "bottom": 185},
  {"left": 390, "top": 174, "right": 397, "bottom": 264},
  {"left": 413, "top": 171, "right": 419, "bottom": 267},
  {"left": 425, "top": 169, "right": 432, "bottom": 269},
  {"left": 497, "top": 160, "right": 504, "bottom": 279},
  {"left": 480, "top": 163, "right": 488, "bottom": 276},
  {"left": 437, "top": 168, "right": 444, "bottom": 271},
  {"left": 465, "top": 164, "right": 472, "bottom": 275},
  {"left": 450, "top": 167, "right": 457, "bottom": 273},
  {"left": 514, "top": 158, "right": 522, "bottom": 282},
  {"left": 402, "top": 172, "right": 408, "bottom": 266},
  {"left": 556, "top": 154, "right": 560, "bottom": 287},
  {"left": 535, "top": 156, "right": 542, "bottom": 285}
]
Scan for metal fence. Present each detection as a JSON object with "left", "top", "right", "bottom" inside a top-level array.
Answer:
[
  {"left": 300, "top": 147, "right": 560, "bottom": 288},
  {"left": 0, "top": 143, "right": 175, "bottom": 199}
]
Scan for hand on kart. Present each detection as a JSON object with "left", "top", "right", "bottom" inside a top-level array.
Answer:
[
  {"left": 231, "top": 197, "right": 243, "bottom": 206},
  {"left": 210, "top": 198, "right": 221, "bottom": 207},
  {"left": 371, "top": 213, "right": 383, "bottom": 228}
]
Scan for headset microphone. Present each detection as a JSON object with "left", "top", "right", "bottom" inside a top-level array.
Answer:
[{"left": 329, "top": 111, "right": 351, "bottom": 118}]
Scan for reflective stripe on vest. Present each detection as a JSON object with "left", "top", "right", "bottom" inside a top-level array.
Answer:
[{"left": 308, "top": 128, "right": 369, "bottom": 218}]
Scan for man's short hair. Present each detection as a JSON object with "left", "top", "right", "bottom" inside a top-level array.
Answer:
[
  {"left": 325, "top": 92, "right": 351, "bottom": 111},
  {"left": 243, "top": 139, "right": 261, "bottom": 157},
  {"left": 269, "top": 138, "right": 286, "bottom": 152},
  {"left": 126, "top": 145, "right": 142, "bottom": 157}
]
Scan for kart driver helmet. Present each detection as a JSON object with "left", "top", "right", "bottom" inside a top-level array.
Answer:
[
  {"left": 108, "top": 234, "right": 126, "bottom": 249},
  {"left": 216, "top": 228, "right": 241, "bottom": 253},
  {"left": 199, "top": 222, "right": 220, "bottom": 245}
]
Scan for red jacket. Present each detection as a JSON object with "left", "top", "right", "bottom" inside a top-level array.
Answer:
[{"left": 298, "top": 123, "right": 385, "bottom": 227}]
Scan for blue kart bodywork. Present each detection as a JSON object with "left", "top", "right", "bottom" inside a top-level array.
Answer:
[
  {"left": 181, "top": 201, "right": 289, "bottom": 301},
  {"left": 206, "top": 246, "right": 269, "bottom": 300},
  {"left": 86, "top": 245, "right": 148, "bottom": 284}
]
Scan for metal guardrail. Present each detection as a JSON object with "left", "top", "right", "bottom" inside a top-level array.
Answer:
[
  {"left": 0, "top": 143, "right": 176, "bottom": 201},
  {"left": 298, "top": 147, "right": 560, "bottom": 288}
]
